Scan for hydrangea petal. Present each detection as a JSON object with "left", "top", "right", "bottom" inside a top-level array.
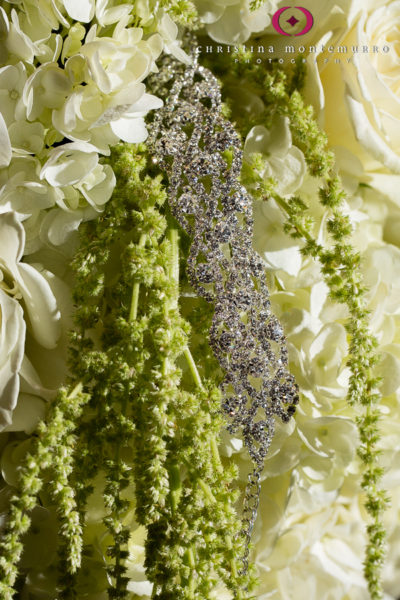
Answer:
[
  {"left": 63, "top": 0, "right": 95, "bottom": 23},
  {"left": 110, "top": 116, "right": 148, "bottom": 143},
  {"left": 40, "top": 142, "right": 99, "bottom": 187}
]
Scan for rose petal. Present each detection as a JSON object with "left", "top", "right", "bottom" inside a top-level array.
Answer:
[
  {"left": 0, "top": 211, "right": 24, "bottom": 266},
  {"left": 0, "top": 112, "right": 12, "bottom": 168},
  {"left": 3, "top": 393, "right": 46, "bottom": 434},
  {"left": 0, "top": 290, "right": 25, "bottom": 428},
  {"left": 19, "top": 355, "right": 54, "bottom": 400},
  {"left": 344, "top": 84, "right": 400, "bottom": 173},
  {"left": 17, "top": 263, "right": 61, "bottom": 348}
]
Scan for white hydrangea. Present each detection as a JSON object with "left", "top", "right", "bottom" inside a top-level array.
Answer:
[
  {"left": 0, "top": 0, "right": 190, "bottom": 259},
  {"left": 195, "top": 0, "right": 278, "bottom": 44},
  {"left": 244, "top": 116, "right": 307, "bottom": 197}
]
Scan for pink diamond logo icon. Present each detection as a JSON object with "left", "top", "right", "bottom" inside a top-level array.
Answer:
[{"left": 287, "top": 15, "right": 299, "bottom": 27}]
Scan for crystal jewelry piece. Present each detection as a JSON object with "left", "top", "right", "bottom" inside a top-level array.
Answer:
[{"left": 148, "top": 47, "right": 299, "bottom": 574}]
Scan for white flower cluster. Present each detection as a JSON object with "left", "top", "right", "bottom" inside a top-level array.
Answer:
[
  {"left": 1, "top": 0, "right": 400, "bottom": 598},
  {"left": 0, "top": 2, "right": 189, "bottom": 430},
  {"left": 194, "top": 0, "right": 278, "bottom": 44}
]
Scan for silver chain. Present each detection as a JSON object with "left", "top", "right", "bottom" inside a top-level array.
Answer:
[{"left": 148, "top": 47, "right": 299, "bottom": 575}]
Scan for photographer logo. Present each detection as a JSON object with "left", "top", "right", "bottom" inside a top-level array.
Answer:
[{"left": 272, "top": 7, "right": 314, "bottom": 36}]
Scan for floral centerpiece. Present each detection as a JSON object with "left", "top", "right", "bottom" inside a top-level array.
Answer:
[{"left": 0, "top": 1, "right": 399, "bottom": 600}]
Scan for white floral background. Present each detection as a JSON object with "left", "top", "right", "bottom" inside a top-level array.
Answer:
[{"left": 0, "top": 1, "right": 400, "bottom": 599}]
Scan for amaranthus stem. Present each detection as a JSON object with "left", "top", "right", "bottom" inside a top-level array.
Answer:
[
  {"left": 129, "top": 233, "right": 147, "bottom": 322},
  {"left": 183, "top": 347, "right": 204, "bottom": 390}
]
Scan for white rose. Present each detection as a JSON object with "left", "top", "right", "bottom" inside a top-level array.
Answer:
[
  {"left": 0, "top": 211, "right": 60, "bottom": 348},
  {"left": 309, "top": 1, "right": 400, "bottom": 193},
  {"left": 0, "top": 288, "right": 25, "bottom": 429},
  {"left": 0, "top": 111, "right": 11, "bottom": 168}
]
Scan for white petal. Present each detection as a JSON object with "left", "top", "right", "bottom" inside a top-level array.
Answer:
[
  {"left": 96, "top": 3, "right": 132, "bottom": 26},
  {"left": 345, "top": 84, "right": 400, "bottom": 173},
  {"left": 367, "top": 172, "right": 400, "bottom": 205},
  {"left": 0, "top": 290, "right": 25, "bottom": 429},
  {"left": 92, "top": 84, "right": 146, "bottom": 127},
  {"left": 0, "top": 211, "right": 24, "bottom": 266},
  {"left": 160, "top": 13, "right": 178, "bottom": 42},
  {"left": 3, "top": 393, "right": 46, "bottom": 434},
  {"left": 264, "top": 247, "right": 303, "bottom": 277},
  {"left": 110, "top": 117, "right": 148, "bottom": 143},
  {"left": 19, "top": 355, "right": 54, "bottom": 400},
  {"left": 0, "top": 112, "right": 12, "bottom": 168},
  {"left": 245, "top": 117, "right": 291, "bottom": 159},
  {"left": 42, "top": 207, "right": 84, "bottom": 246},
  {"left": 125, "top": 93, "right": 163, "bottom": 117},
  {"left": 207, "top": 6, "right": 250, "bottom": 44},
  {"left": 63, "top": 0, "right": 95, "bottom": 22},
  {"left": 17, "top": 263, "right": 61, "bottom": 348},
  {"left": 270, "top": 147, "right": 306, "bottom": 196},
  {"left": 377, "top": 351, "right": 400, "bottom": 397},
  {"left": 196, "top": 0, "right": 224, "bottom": 24},
  {"left": 40, "top": 143, "right": 99, "bottom": 187},
  {"left": 127, "top": 581, "right": 153, "bottom": 596},
  {"left": 241, "top": 4, "right": 271, "bottom": 32},
  {"left": 79, "top": 164, "right": 116, "bottom": 209}
]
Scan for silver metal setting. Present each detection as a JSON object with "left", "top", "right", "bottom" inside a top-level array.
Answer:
[{"left": 148, "top": 49, "right": 299, "bottom": 574}]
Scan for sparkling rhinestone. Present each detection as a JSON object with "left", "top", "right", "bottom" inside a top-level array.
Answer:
[
  {"left": 196, "top": 263, "right": 214, "bottom": 283},
  {"left": 148, "top": 49, "right": 299, "bottom": 565}
]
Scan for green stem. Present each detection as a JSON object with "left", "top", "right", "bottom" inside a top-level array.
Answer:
[
  {"left": 129, "top": 233, "right": 147, "bottom": 322},
  {"left": 210, "top": 434, "right": 223, "bottom": 475},
  {"left": 183, "top": 347, "right": 204, "bottom": 390},
  {"left": 273, "top": 194, "right": 315, "bottom": 243},
  {"left": 169, "top": 463, "right": 182, "bottom": 513},
  {"left": 168, "top": 229, "right": 180, "bottom": 290},
  {"left": 198, "top": 479, "right": 216, "bottom": 504}
]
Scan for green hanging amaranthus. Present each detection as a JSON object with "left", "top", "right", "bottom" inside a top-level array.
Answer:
[
  {"left": 0, "top": 385, "right": 89, "bottom": 600},
  {"left": 0, "top": 143, "right": 256, "bottom": 599}
]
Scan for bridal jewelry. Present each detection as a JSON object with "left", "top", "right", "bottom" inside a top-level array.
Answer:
[{"left": 148, "top": 47, "right": 299, "bottom": 573}]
